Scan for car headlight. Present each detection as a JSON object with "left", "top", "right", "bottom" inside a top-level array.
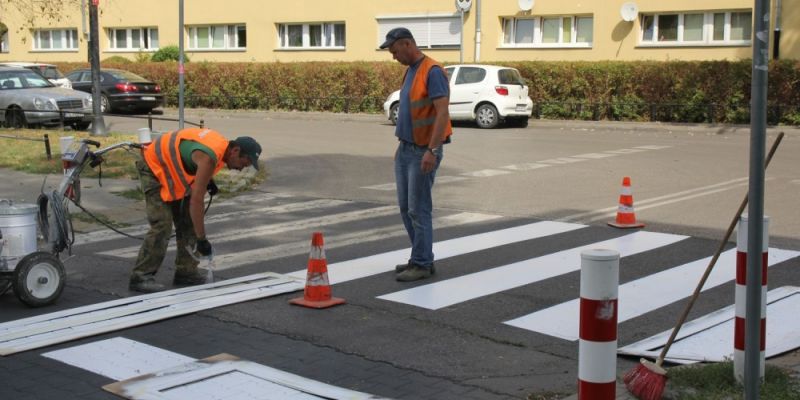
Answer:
[
  {"left": 82, "top": 97, "right": 92, "bottom": 108},
  {"left": 33, "top": 98, "right": 58, "bottom": 111}
]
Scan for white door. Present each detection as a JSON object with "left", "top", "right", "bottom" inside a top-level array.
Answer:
[{"left": 449, "top": 66, "right": 486, "bottom": 119}]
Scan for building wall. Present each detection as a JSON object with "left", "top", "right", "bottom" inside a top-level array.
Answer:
[{"left": 0, "top": 0, "right": 796, "bottom": 64}]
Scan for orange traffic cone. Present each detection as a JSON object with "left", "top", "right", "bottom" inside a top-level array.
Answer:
[
  {"left": 608, "top": 176, "right": 645, "bottom": 229},
  {"left": 289, "top": 232, "right": 346, "bottom": 309}
]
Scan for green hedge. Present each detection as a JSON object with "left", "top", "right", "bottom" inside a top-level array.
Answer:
[{"left": 54, "top": 60, "right": 800, "bottom": 125}]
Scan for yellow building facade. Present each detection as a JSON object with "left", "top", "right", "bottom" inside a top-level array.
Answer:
[{"left": 0, "top": 0, "right": 797, "bottom": 64}]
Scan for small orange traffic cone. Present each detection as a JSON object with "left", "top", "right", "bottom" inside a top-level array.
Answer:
[
  {"left": 608, "top": 176, "right": 645, "bottom": 229},
  {"left": 289, "top": 232, "right": 346, "bottom": 309}
]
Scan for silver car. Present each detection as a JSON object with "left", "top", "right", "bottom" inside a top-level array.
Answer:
[{"left": 0, "top": 66, "right": 93, "bottom": 130}]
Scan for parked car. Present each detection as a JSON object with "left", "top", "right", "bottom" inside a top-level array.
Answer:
[
  {"left": 383, "top": 64, "right": 533, "bottom": 129},
  {"left": 65, "top": 68, "right": 163, "bottom": 113},
  {"left": 0, "top": 62, "right": 72, "bottom": 89},
  {"left": 0, "top": 66, "right": 93, "bottom": 130}
]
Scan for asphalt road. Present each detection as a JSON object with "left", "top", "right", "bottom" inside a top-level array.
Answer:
[{"left": 1, "top": 111, "right": 798, "bottom": 400}]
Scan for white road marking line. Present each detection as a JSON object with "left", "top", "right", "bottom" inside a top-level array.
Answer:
[
  {"left": 538, "top": 157, "right": 587, "bottom": 164},
  {"left": 461, "top": 169, "right": 513, "bottom": 177},
  {"left": 360, "top": 182, "right": 396, "bottom": 190},
  {"left": 501, "top": 162, "right": 552, "bottom": 171},
  {"left": 289, "top": 221, "right": 587, "bottom": 284},
  {"left": 76, "top": 199, "right": 349, "bottom": 246},
  {"left": 633, "top": 145, "right": 672, "bottom": 150},
  {"left": 377, "top": 231, "right": 687, "bottom": 310},
  {"left": 212, "top": 212, "right": 501, "bottom": 271},
  {"left": 101, "top": 205, "right": 399, "bottom": 258},
  {"left": 618, "top": 286, "right": 800, "bottom": 364},
  {"left": 572, "top": 153, "right": 617, "bottom": 159},
  {"left": 505, "top": 248, "right": 800, "bottom": 340},
  {"left": 605, "top": 148, "right": 647, "bottom": 154}
]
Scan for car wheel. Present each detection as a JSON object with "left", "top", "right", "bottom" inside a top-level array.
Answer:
[
  {"left": 72, "top": 121, "right": 92, "bottom": 131},
  {"left": 475, "top": 104, "right": 499, "bottom": 129},
  {"left": 100, "top": 95, "right": 111, "bottom": 113},
  {"left": 5, "top": 107, "right": 27, "bottom": 129},
  {"left": 390, "top": 103, "right": 399, "bottom": 125}
]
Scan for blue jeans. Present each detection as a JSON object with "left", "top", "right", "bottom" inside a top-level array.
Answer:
[{"left": 394, "top": 141, "right": 442, "bottom": 268}]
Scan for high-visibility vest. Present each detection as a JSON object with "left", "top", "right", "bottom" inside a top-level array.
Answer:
[
  {"left": 404, "top": 56, "right": 453, "bottom": 146},
  {"left": 144, "top": 128, "right": 228, "bottom": 202}
]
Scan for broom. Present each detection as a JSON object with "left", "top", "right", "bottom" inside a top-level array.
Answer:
[{"left": 623, "top": 132, "right": 785, "bottom": 400}]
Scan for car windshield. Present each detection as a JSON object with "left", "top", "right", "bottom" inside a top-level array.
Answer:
[
  {"left": 497, "top": 69, "right": 525, "bottom": 85},
  {"left": 0, "top": 69, "right": 54, "bottom": 89},
  {"left": 37, "top": 66, "right": 65, "bottom": 80},
  {"left": 108, "top": 70, "right": 148, "bottom": 81}
]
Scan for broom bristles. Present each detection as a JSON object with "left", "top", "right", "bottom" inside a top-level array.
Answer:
[{"left": 623, "top": 358, "right": 667, "bottom": 400}]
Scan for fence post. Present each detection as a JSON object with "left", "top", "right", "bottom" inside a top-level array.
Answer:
[
  {"left": 58, "top": 110, "right": 65, "bottom": 130},
  {"left": 148, "top": 112, "right": 153, "bottom": 131},
  {"left": 650, "top": 104, "right": 657, "bottom": 121},
  {"left": 200, "top": 119, "right": 205, "bottom": 128},
  {"left": 708, "top": 103, "right": 715, "bottom": 123},
  {"left": 43, "top": 134, "right": 52, "bottom": 160}
]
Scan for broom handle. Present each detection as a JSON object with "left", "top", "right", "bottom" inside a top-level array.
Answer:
[{"left": 655, "top": 131, "right": 785, "bottom": 366}]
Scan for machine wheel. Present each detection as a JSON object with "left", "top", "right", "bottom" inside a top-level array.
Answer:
[
  {"left": 13, "top": 252, "right": 65, "bottom": 307},
  {"left": 389, "top": 103, "right": 399, "bottom": 125},
  {"left": 475, "top": 104, "right": 499, "bottom": 129}
]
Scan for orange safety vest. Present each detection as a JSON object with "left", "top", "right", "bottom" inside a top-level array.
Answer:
[
  {"left": 405, "top": 56, "right": 453, "bottom": 146},
  {"left": 144, "top": 127, "right": 228, "bottom": 202}
]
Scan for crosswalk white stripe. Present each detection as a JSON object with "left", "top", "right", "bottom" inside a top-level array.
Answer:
[
  {"left": 505, "top": 248, "right": 800, "bottom": 340},
  {"left": 289, "top": 221, "right": 587, "bottom": 284},
  {"left": 76, "top": 199, "right": 350, "bottom": 246},
  {"left": 212, "top": 212, "right": 502, "bottom": 271},
  {"left": 100, "top": 205, "right": 399, "bottom": 258},
  {"left": 377, "top": 231, "right": 688, "bottom": 310}
]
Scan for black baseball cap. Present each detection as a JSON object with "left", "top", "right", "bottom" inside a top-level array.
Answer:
[
  {"left": 233, "top": 136, "right": 262, "bottom": 170},
  {"left": 380, "top": 27, "right": 414, "bottom": 49}
]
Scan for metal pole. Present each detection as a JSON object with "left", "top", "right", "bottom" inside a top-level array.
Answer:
[
  {"left": 474, "top": 0, "right": 481, "bottom": 62},
  {"left": 88, "top": 0, "right": 106, "bottom": 136},
  {"left": 773, "top": 0, "right": 782, "bottom": 59},
  {"left": 178, "top": 0, "right": 185, "bottom": 129},
  {"left": 459, "top": 10, "right": 464, "bottom": 64},
  {"left": 745, "top": 0, "right": 770, "bottom": 397}
]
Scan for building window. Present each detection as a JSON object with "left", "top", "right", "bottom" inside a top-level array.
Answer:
[
  {"left": 108, "top": 27, "right": 159, "bottom": 50},
  {"left": 641, "top": 11, "right": 751, "bottom": 45},
  {"left": 33, "top": 28, "right": 78, "bottom": 50},
  {"left": 1, "top": 27, "right": 8, "bottom": 53},
  {"left": 188, "top": 24, "right": 246, "bottom": 50},
  {"left": 278, "top": 22, "right": 345, "bottom": 49},
  {"left": 502, "top": 16, "right": 592, "bottom": 47},
  {"left": 377, "top": 16, "right": 459, "bottom": 49}
]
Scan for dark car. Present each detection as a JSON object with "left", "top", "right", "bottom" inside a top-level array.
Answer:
[{"left": 66, "top": 68, "right": 163, "bottom": 113}]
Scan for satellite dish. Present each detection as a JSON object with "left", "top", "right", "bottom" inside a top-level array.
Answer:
[
  {"left": 455, "top": 0, "right": 472, "bottom": 12},
  {"left": 518, "top": 0, "right": 534, "bottom": 11},
  {"left": 620, "top": 2, "right": 639, "bottom": 22}
]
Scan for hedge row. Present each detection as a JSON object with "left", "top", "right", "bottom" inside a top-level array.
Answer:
[{"left": 54, "top": 60, "right": 800, "bottom": 125}]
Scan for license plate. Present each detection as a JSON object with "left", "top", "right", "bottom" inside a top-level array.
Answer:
[
  {"left": 515, "top": 105, "right": 527, "bottom": 112},
  {"left": 65, "top": 113, "right": 83, "bottom": 118},
  {"left": 141, "top": 96, "right": 156, "bottom": 101}
]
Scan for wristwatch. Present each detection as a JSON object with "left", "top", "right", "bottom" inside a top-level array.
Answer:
[{"left": 427, "top": 147, "right": 439, "bottom": 156}]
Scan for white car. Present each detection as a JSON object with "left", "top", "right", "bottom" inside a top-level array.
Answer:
[
  {"left": 0, "top": 62, "right": 73, "bottom": 89},
  {"left": 383, "top": 64, "right": 533, "bottom": 129}
]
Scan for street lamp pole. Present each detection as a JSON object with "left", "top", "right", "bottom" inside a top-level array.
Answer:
[{"left": 88, "top": 0, "right": 106, "bottom": 136}]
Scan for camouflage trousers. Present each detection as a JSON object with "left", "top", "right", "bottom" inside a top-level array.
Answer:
[{"left": 130, "top": 157, "right": 199, "bottom": 282}]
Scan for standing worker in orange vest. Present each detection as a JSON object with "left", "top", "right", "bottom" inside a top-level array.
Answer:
[
  {"left": 381, "top": 27, "right": 452, "bottom": 282},
  {"left": 129, "top": 128, "right": 262, "bottom": 293}
]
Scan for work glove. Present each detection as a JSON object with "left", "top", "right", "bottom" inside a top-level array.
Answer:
[
  {"left": 195, "top": 238, "right": 213, "bottom": 257},
  {"left": 206, "top": 179, "right": 219, "bottom": 196}
]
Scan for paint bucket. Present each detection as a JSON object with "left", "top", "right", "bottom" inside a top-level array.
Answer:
[
  {"left": 0, "top": 199, "right": 39, "bottom": 271},
  {"left": 137, "top": 128, "right": 152, "bottom": 144},
  {"left": 59, "top": 136, "right": 74, "bottom": 158}
]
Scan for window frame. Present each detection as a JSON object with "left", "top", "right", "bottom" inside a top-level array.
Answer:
[
  {"left": 376, "top": 15, "right": 460, "bottom": 50},
  {"left": 639, "top": 10, "right": 752, "bottom": 47},
  {"left": 107, "top": 27, "right": 160, "bottom": 51},
  {"left": 32, "top": 28, "right": 79, "bottom": 51},
  {"left": 187, "top": 24, "right": 246, "bottom": 51},
  {"left": 277, "top": 22, "right": 346, "bottom": 50},
  {"left": 501, "top": 15, "right": 593, "bottom": 48}
]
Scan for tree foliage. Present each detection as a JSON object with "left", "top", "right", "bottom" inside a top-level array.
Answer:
[{"left": 0, "top": 0, "right": 82, "bottom": 33}]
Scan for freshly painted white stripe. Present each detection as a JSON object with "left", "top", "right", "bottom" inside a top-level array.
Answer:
[
  {"left": 43, "top": 337, "right": 195, "bottom": 381},
  {"left": 538, "top": 157, "right": 586, "bottom": 164},
  {"left": 101, "top": 205, "right": 399, "bottom": 258},
  {"left": 578, "top": 339, "right": 618, "bottom": 382},
  {"left": 434, "top": 175, "right": 471, "bottom": 184},
  {"left": 501, "top": 162, "right": 552, "bottom": 171},
  {"left": 290, "top": 221, "right": 587, "bottom": 284},
  {"left": 572, "top": 153, "right": 616, "bottom": 159},
  {"left": 618, "top": 286, "right": 800, "bottom": 364},
  {"left": 506, "top": 248, "right": 798, "bottom": 340},
  {"left": 605, "top": 148, "right": 647, "bottom": 154},
  {"left": 103, "top": 354, "right": 387, "bottom": 400},
  {"left": 212, "top": 212, "right": 501, "bottom": 271},
  {"left": 461, "top": 169, "right": 513, "bottom": 177},
  {"left": 378, "top": 231, "right": 687, "bottom": 310},
  {"left": 633, "top": 145, "right": 672, "bottom": 150},
  {"left": 76, "top": 199, "right": 349, "bottom": 246},
  {"left": 0, "top": 274, "right": 303, "bottom": 355},
  {"left": 360, "top": 182, "right": 397, "bottom": 190}
]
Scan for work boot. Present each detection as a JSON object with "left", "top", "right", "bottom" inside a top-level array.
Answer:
[
  {"left": 129, "top": 277, "right": 166, "bottom": 293},
  {"left": 395, "top": 262, "right": 435, "bottom": 274},
  {"left": 173, "top": 269, "right": 208, "bottom": 286},
  {"left": 396, "top": 265, "right": 433, "bottom": 282}
]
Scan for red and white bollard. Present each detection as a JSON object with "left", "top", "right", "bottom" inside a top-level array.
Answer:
[
  {"left": 734, "top": 215, "right": 769, "bottom": 383},
  {"left": 578, "top": 249, "right": 620, "bottom": 399}
]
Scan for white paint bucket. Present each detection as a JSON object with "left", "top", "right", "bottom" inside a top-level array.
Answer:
[
  {"left": 137, "top": 128, "right": 152, "bottom": 144},
  {"left": 0, "top": 200, "right": 39, "bottom": 271},
  {"left": 59, "top": 136, "right": 75, "bottom": 158}
]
